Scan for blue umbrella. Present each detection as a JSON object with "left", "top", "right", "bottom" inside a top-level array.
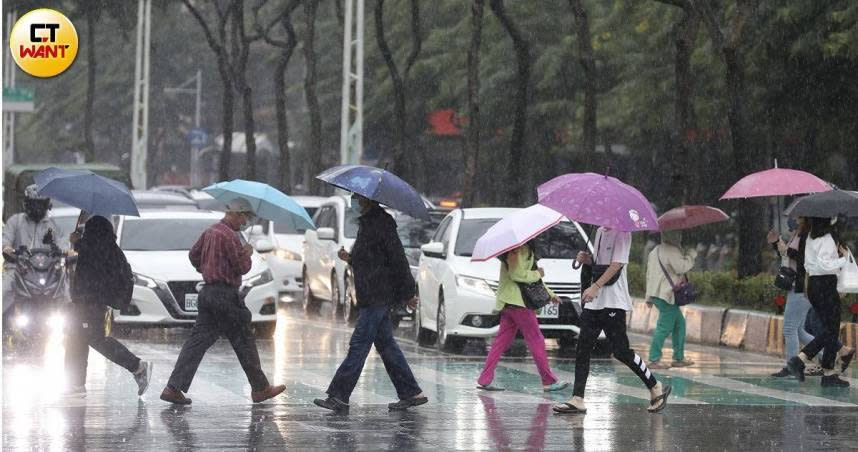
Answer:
[
  {"left": 316, "top": 165, "right": 429, "bottom": 220},
  {"left": 34, "top": 167, "right": 140, "bottom": 217},
  {"left": 202, "top": 179, "right": 315, "bottom": 230}
]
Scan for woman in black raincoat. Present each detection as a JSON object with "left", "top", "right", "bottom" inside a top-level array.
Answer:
[{"left": 64, "top": 215, "right": 152, "bottom": 397}]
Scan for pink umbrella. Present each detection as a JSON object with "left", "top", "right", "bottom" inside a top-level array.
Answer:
[
  {"left": 537, "top": 172, "right": 659, "bottom": 232},
  {"left": 471, "top": 204, "right": 563, "bottom": 262},
  {"left": 720, "top": 168, "right": 831, "bottom": 199},
  {"left": 658, "top": 205, "right": 729, "bottom": 231}
]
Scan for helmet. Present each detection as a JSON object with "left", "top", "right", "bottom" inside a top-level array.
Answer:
[{"left": 23, "top": 184, "right": 51, "bottom": 222}]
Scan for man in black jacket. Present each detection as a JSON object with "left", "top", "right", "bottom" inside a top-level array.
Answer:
[{"left": 313, "top": 194, "right": 426, "bottom": 413}]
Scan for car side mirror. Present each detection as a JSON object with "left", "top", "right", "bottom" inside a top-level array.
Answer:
[
  {"left": 317, "top": 227, "right": 335, "bottom": 241},
  {"left": 421, "top": 242, "right": 445, "bottom": 258},
  {"left": 254, "top": 239, "right": 275, "bottom": 254}
]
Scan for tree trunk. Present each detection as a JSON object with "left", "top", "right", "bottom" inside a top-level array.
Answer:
[
  {"left": 374, "top": 0, "right": 408, "bottom": 180},
  {"left": 463, "top": 0, "right": 485, "bottom": 208},
  {"left": 667, "top": 9, "right": 698, "bottom": 206},
  {"left": 303, "top": 0, "right": 324, "bottom": 194},
  {"left": 220, "top": 75, "right": 234, "bottom": 181},
  {"left": 240, "top": 86, "right": 257, "bottom": 180},
  {"left": 274, "top": 56, "right": 292, "bottom": 192},
  {"left": 490, "top": 0, "right": 530, "bottom": 206},
  {"left": 232, "top": 1, "right": 257, "bottom": 181},
  {"left": 84, "top": 8, "right": 96, "bottom": 162},
  {"left": 568, "top": 0, "right": 596, "bottom": 160}
]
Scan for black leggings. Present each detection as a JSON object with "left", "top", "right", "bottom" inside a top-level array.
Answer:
[
  {"left": 802, "top": 275, "right": 841, "bottom": 370},
  {"left": 574, "top": 308, "right": 658, "bottom": 398}
]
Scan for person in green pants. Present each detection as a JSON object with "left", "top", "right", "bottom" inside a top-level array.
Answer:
[{"left": 645, "top": 230, "right": 697, "bottom": 369}]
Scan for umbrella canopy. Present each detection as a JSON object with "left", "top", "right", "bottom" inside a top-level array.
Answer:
[
  {"left": 721, "top": 168, "right": 831, "bottom": 199},
  {"left": 783, "top": 190, "right": 858, "bottom": 218},
  {"left": 202, "top": 179, "right": 315, "bottom": 230},
  {"left": 34, "top": 167, "right": 139, "bottom": 217},
  {"left": 537, "top": 173, "right": 659, "bottom": 232},
  {"left": 316, "top": 165, "right": 429, "bottom": 220},
  {"left": 658, "top": 205, "right": 730, "bottom": 231},
  {"left": 471, "top": 204, "right": 564, "bottom": 262}
]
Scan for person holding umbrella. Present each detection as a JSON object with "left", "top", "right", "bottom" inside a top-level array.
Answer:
[
  {"left": 313, "top": 165, "right": 428, "bottom": 412},
  {"left": 539, "top": 173, "right": 671, "bottom": 414},
  {"left": 160, "top": 198, "right": 286, "bottom": 405}
]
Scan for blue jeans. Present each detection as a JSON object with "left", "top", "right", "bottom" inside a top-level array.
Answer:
[
  {"left": 783, "top": 291, "right": 814, "bottom": 365},
  {"left": 326, "top": 305, "right": 422, "bottom": 403}
]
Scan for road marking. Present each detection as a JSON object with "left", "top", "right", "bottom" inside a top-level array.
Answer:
[{"left": 408, "top": 362, "right": 553, "bottom": 405}]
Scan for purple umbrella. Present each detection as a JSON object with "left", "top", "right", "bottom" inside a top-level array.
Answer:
[{"left": 537, "top": 172, "right": 659, "bottom": 232}]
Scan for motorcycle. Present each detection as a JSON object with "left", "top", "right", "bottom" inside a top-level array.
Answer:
[{"left": 2, "top": 242, "right": 69, "bottom": 352}]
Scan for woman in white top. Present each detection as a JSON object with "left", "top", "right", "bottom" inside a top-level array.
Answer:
[{"left": 786, "top": 217, "right": 854, "bottom": 387}]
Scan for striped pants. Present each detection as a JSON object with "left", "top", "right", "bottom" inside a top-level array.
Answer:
[{"left": 573, "top": 308, "right": 658, "bottom": 398}]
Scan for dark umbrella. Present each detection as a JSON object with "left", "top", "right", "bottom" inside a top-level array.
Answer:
[
  {"left": 316, "top": 165, "right": 429, "bottom": 220},
  {"left": 34, "top": 167, "right": 140, "bottom": 217},
  {"left": 784, "top": 190, "right": 858, "bottom": 218}
]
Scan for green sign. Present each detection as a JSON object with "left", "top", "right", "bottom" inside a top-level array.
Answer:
[{"left": 3, "top": 87, "right": 35, "bottom": 112}]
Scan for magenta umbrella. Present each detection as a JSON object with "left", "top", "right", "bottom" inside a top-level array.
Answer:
[
  {"left": 720, "top": 168, "right": 831, "bottom": 199},
  {"left": 471, "top": 204, "right": 564, "bottom": 262},
  {"left": 658, "top": 205, "right": 729, "bottom": 231},
  {"left": 537, "top": 173, "right": 659, "bottom": 232}
]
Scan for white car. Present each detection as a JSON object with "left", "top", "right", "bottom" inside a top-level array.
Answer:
[
  {"left": 247, "top": 196, "right": 326, "bottom": 304},
  {"left": 415, "top": 208, "right": 593, "bottom": 352},
  {"left": 113, "top": 210, "right": 278, "bottom": 332}
]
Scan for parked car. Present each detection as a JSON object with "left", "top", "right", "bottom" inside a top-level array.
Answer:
[
  {"left": 389, "top": 210, "right": 445, "bottom": 329},
  {"left": 113, "top": 210, "right": 278, "bottom": 335},
  {"left": 132, "top": 190, "right": 200, "bottom": 210},
  {"left": 415, "top": 208, "right": 593, "bottom": 353},
  {"left": 246, "top": 196, "right": 326, "bottom": 304},
  {"left": 302, "top": 196, "right": 359, "bottom": 321}
]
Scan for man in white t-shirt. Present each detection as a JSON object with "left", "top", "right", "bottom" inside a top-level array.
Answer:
[{"left": 554, "top": 226, "right": 672, "bottom": 414}]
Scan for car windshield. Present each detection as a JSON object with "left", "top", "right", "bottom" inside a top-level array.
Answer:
[
  {"left": 344, "top": 209, "right": 359, "bottom": 239},
  {"left": 396, "top": 215, "right": 441, "bottom": 249},
  {"left": 120, "top": 218, "right": 218, "bottom": 251},
  {"left": 454, "top": 219, "right": 501, "bottom": 257},
  {"left": 531, "top": 222, "right": 589, "bottom": 259},
  {"left": 272, "top": 207, "right": 319, "bottom": 234}
]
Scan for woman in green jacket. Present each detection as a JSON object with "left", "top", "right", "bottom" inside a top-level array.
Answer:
[{"left": 476, "top": 243, "right": 569, "bottom": 392}]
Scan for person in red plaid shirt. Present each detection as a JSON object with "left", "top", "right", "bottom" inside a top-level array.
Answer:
[{"left": 160, "top": 198, "right": 285, "bottom": 405}]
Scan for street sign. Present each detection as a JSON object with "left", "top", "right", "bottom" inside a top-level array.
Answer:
[
  {"left": 2, "top": 87, "right": 34, "bottom": 112},
  {"left": 187, "top": 128, "right": 207, "bottom": 147}
]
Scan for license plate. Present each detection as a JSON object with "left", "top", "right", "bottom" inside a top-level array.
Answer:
[
  {"left": 184, "top": 294, "right": 199, "bottom": 311},
  {"left": 537, "top": 303, "right": 559, "bottom": 319}
]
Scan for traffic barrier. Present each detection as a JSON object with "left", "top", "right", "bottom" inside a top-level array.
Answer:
[
  {"left": 721, "top": 310, "right": 750, "bottom": 348},
  {"left": 744, "top": 311, "right": 772, "bottom": 353},
  {"left": 767, "top": 316, "right": 784, "bottom": 356},
  {"left": 682, "top": 305, "right": 726, "bottom": 345}
]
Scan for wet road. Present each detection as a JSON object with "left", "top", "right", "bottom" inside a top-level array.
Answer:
[{"left": 3, "top": 306, "right": 858, "bottom": 451}]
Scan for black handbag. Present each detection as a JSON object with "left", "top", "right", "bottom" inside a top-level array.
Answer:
[
  {"left": 774, "top": 266, "right": 796, "bottom": 291},
  {"left": 515, "top": 247, "right": 552, "bottom": 310},
  {"left": 580, "top": 233, "right": 621, "bottom": 291}
]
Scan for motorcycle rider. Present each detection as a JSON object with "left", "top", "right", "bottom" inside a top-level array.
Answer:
[{"left": 3, "top": 185, "right": 68, "bottom": 313}]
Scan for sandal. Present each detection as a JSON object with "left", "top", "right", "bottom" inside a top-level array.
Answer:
[
  {"left": 647, "top": 384, "right": 672, "bottom": 413},
  {"left": 553, "top": 402, "right": 586, "bottom": 414},
  {"left": 543, "top": 382, "right": 570, "bottom": 392},
  {"left": 388, "top": 396, "right": 428, "bottom": 411},
  {"left": 476, "top": 384, "right": 505, "bottom": 391}
]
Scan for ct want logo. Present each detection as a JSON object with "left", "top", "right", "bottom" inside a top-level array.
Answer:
[{"left": 9, "top": 9, "right": 78, "bottom": 78}]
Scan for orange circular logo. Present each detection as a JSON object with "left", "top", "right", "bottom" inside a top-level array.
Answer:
[{"left": 9, "top": 9, "right": 78, "bottom": 78}]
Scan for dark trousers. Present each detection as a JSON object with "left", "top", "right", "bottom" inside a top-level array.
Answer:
[
  {"left": 802, "top": 275, "right": 842, "bottom": 370},
  {"left": 805, "top": 303, "right": 843, "bottom": 350},
  {"left": 574, "top": 308, "right": 657, "bottom": 398},
  {"left": 65, "top": 303, "right": 141, "bottom": 387},
  {"left": 326, "top": 304, "right": 422, "bottom": 403},
  {"left": 167, "top": 284, "right": 269, "bottom": 393}
]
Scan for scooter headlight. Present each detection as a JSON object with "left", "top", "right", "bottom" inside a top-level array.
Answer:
[
  {"left": 15, "top": 315, "right": 29, "bottom": 328},
  {"left": 47, "top": 313, "right": 65, "bottom": 331}
]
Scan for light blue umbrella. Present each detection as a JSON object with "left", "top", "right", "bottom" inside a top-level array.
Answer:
[
  {"left": 202, "top": 179, "right": 315, "bottom": 230},
  {"left": 34, "top": 167, "right": 140, "bottom": 217}
]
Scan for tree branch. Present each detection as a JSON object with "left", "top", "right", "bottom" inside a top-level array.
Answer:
[{"left": 404, "top": 0, "right": 422, "bottom": 77}]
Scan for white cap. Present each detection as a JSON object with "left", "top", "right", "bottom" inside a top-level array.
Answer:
[{"left": 224, "top": 198, "right": 253, "bottom": 213}]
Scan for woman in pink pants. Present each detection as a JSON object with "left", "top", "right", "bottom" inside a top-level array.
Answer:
[{"left": 477, "top": 243, "right": 569, "bottom": 392}]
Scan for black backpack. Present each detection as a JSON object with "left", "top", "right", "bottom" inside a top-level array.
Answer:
[{"left": 103, "top": 257, "right": 134, "bottom": 310}]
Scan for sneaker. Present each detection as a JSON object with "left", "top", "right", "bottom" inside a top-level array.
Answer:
[
  {"left": 649, "top": 360, "right": 671, "bottom": 369},
  {"left": 806, "top": 365, "right": 824, "bottom": 377},
  {"left": 838, "top": 348, "right": 855, "bottom": 374},
  {"left": 671, "top": 360, "right": 694, "bottom": 368},
  {"left": 134, "top": 361, "right": 153, "bottom": 396},
  {"left": 771, "top": 368, "right": 790, "bottom": 378},
  {"left": 62, "top": 385, "right": 87, "bottom": 398},
  {"left": 160, "top": 386, "right": 192, "bottom": 405},
  {"left": 787, "top": 356, "right": 806, "bottom": 382},
  {"left": 313, "top": 396, "right": 349, "bottom": 413},
  {"left": 388, "top": 395, "right": 428, "bottom": 411},
  {"left": 821, "top": 375, "right": 850, "bottom": 388},
  {"left": 543, "top": 382, "right": 570, "bottom": 392},
  {"left": 251, "top": 384, "right": 286, "bottom": 403}
]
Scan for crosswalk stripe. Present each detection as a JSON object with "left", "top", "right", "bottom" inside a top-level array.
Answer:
[{"left": 408, "top": 363, "right": 553, "bottom": 405}]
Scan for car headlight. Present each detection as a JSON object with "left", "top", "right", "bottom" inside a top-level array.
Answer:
[
  {"left": 274, "top": 249, "right": 302, "bottom": 261},
  {"left": 133, "top": 273, "right": 158, "bottom": 289},
  {"left": 243, "top": 270, "right": 274, "bottom": 288},
  {"left": 455, "top": 275, "right": 495, "bottom": 297}
]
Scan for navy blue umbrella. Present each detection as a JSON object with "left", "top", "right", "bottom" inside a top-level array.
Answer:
[
  {"left": 316, "top": 165, "right": 429, "bottom": 220},
  {"left": 34, "top": 167, "right": 140, "bottom": 217}
]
